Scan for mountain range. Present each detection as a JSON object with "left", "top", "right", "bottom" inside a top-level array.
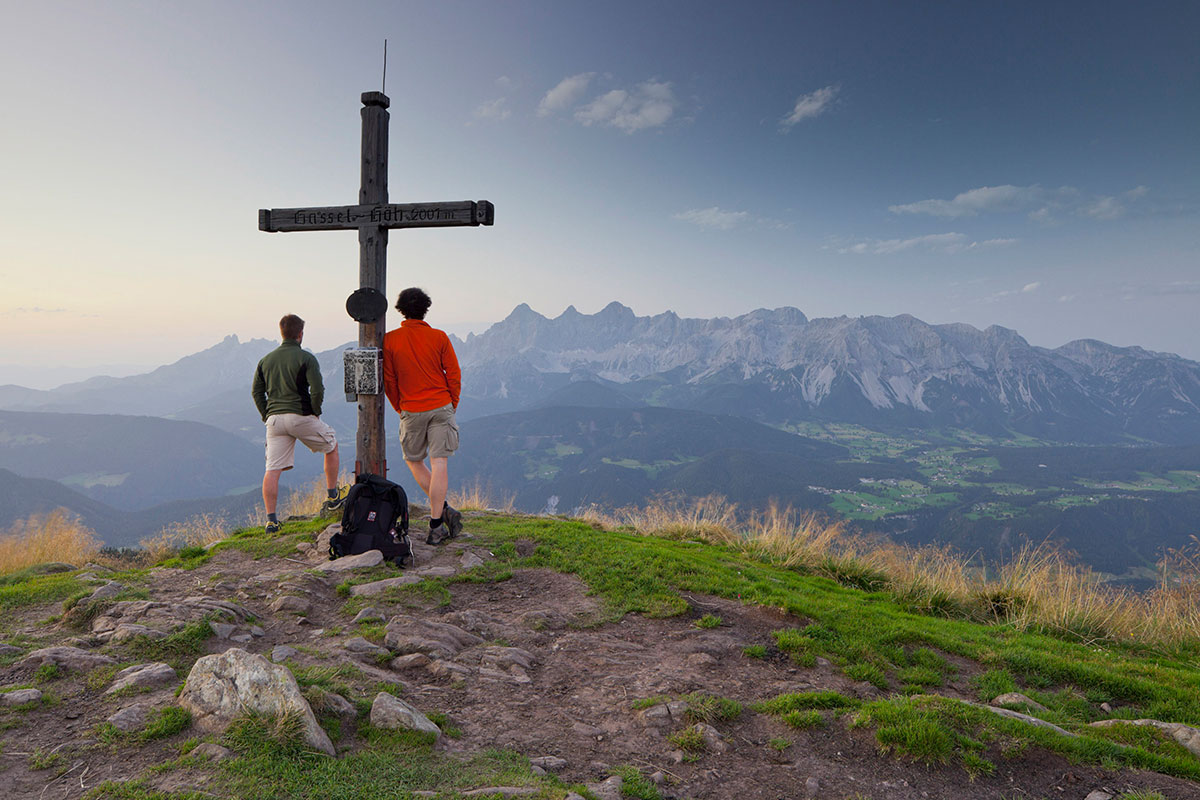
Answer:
[{"left": 5, "top": 303, "right": 1198, "bottom": 445}]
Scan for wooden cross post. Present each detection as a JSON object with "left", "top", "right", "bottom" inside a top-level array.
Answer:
[{"left": 258, "top": 91, "right": 494, "bottom": 479}]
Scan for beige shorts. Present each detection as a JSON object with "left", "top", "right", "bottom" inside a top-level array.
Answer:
[
  {"left": 400, "top": 404, "right": 459, "bottom": 461},
  {"left": 265, "top": 413, "right": 338, "bottom": 471}
]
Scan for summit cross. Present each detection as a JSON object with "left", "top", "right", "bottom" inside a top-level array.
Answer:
[{"left": 258, "top": 91, "right": 494, "bottom": 478}]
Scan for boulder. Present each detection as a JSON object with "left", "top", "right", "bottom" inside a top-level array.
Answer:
[
  {"left": 191, "top": 742, "right": 233, "bottom": 761},
  {"left": 271, "top": 595, "right": 312, "bottom": 615},
  {"left": 178, "top": 647, "right": 334, "bottom": 755},
  {"left": 19, "top": 646, "right": 115, "bottom": 671},
  {"left": 991, "top": 692, "right": 1049, "bottom": 713},
  {"left": 106, "top": 662, "right": 177, "bottom": 694},
  {"left": 343, "top": 637, "right": 390, "bottom": 659},
  {"left": 109, "top": 624, "right": 167, "bottom": 643},
  {"left": 369, "top": 692, "right": 441, "bottom": 737},
  {"left": 86, "top": 581, "right": 125, "bottom": 602},
  {"left": 384, "top": 615, "right": 482, "bottom": 658},
  {"left": 106, "top": 703, "right": 150, "bottom": 732},
  {"left": 1090, "top": 718, "right": 1200, "bottom": 758},
  {"left": 271, "top": 645, "right": 299, "bottom": 663},
  {"left": 316, "top": 551, "right": 383, "bottom": 572},
  {"left": 352, "top": 607, "right": 387, "bottom": 624},
  {"left": 349, "top": 575, "right": 421, "bottom": 597},
  {"left": 0, "top": 689, "right": 42, "bottom": 706}
]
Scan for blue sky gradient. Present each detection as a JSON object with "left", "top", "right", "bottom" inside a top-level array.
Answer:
[{"left": 1, "top": 1, "right": 1197, "bottom": 385}]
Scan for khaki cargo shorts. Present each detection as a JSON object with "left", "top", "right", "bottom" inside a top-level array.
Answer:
[
  {"left": 265, "top": 413, "right": 338, "bottom": 471},
  {"left": 400, "top": 403, "right": 459, "bottom": 461}
]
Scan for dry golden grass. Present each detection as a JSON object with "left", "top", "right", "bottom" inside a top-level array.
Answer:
[
  {"left": 137, "top": 512, "right": 230, "bottom": 564},
  {"left": 579, "top": 494, "right": 1200, "bottom": 650},
  {"left": 276, "top": 471, "right": 354, "bottom": 519},
  {"left": 451, "top": 478, "right": 516, "bottom": 513},
  {"left": 0, "top": 509, "right": 101, "bottom": 575}
]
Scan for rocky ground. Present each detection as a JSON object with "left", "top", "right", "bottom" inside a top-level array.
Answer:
[{"left": 1, "top": 512, "right": 1198, "bottom": 800}]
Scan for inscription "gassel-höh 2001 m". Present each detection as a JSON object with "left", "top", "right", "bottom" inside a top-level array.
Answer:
[{"left": 258, "top": 201, "right": 494, "bottom": 232}]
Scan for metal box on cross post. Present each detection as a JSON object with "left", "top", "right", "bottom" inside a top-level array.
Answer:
[{"left": 344, "top": 348, "right": 381, "bottom": 401}]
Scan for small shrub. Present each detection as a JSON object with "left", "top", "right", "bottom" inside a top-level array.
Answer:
[
  {"left": 666, "top": 725, "right": 706, "bottom": 753},
  {"left": 0, "top": 510, "right": 100, "bottom": 575},
  {"left": 682, "top": 692, "right": 741, "bottom": 723},
  {"left": 34, "top": 663, "right": 62, "bottom": 683}
]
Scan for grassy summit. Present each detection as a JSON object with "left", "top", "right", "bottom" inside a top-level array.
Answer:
[{"left": 0, "top": 503, "right": 1198, "bottom": 798}]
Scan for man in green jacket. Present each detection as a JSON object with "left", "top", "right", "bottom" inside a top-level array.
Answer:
[{"left": 252, "top": 314, "right": 346, "bottom": 533}]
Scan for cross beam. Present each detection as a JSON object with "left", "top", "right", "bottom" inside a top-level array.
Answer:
[{"left": 257, "top": 91, "right": 494, "bottom": 479}]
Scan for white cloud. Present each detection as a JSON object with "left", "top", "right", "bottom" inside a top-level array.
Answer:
[
  {"left": 838, "top": 232, "right": 967, "bottom": 255},
  {"left": 673, "top": 207, "right": 751, "bottom": 231},
  {"left": 574, "top": 80, "right": 677, "bottom": 132},
  {"left": 5, "top": 306, "right": 68, "bottom": 314},
  {"left": 1058, "top": 294, "right": 1076, "bottom": 303},
  {"left": 1021, "top": 282, "right": 1041, "bottom": 293},
  {"left": 495, "top": 76, "right": 515, "bottom": 91},
  {"left": 780, "top": 85, "right": 838, "bottom": 129},
  {"left": 891, "top": 183, "right": 1150, "bottom": 223},
  {"left": 470, "top": 97, "right": 510, "bottom": 123},
  {"left": 889, "top": 185, "right": 1042, "bottom": 217},
  {"left": 538, "top": 73, "right": 595, "bottom": 117}
]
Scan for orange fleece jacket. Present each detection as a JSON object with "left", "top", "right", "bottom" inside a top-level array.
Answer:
[{"left": 381, "top": 319, "right": 461, "bottom": 413}]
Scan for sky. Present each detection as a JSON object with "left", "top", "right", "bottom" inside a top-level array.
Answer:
[{"left": 2, "top": 0, "right": 1198, "bottom": 387}]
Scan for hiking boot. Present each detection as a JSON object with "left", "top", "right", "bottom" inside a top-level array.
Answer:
[
  {"left": 264, "top": 520, "right": 282, "bottom": 535},
  {"left": 425, "top": 524, "right": 449, "bottom": 546},
  {"left": 444, "top": 505, "right": 464, "bottom": 538},
  {"left": 320, "top": 485, "right": 350, "bottom": 516}
]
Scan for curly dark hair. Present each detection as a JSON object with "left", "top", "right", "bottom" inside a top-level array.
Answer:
[{"left": 396, "top": 287, "right": 432, "bottom": 320}]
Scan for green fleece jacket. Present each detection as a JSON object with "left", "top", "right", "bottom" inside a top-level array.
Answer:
[{"left": 251, "top": 339, "right": 325, "bottom": 421}]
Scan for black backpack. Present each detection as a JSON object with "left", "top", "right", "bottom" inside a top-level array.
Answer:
[{"left": 329, "top": 473, "right": 412, "bottom": 567}]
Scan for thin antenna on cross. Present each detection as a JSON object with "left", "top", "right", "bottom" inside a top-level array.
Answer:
[{"left": 382, "top": 39, "right": 388, "bottom": 94}]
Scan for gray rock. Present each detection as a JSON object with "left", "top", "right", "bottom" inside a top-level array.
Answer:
[
  {"left": 390, "top": 653, "right": 431, "bottom": 671},
  {"left": 369, "top": 692, "right": 441, "bottom": 737},
  {"left": 108, "top": 624, "right": 167, "bottom": 643},
  {"left": 271, "top": 595, "right": 312, "bottom": 615},
  {"left": 415, "top": 566, "right": 457, "bottom": 578},
  {"left": 0, "top": 643, "right": 22, "bottom": 656},
  {"left": 19, "top": 646, "right": 115, "bottom": 671},
  {"left": 992, "top": 692, "right": 1050, "bottom": 713},
  {"left": 530, "top": 756, "right": 567, "bottom": 772},
  {"left": 349, "top": 575, "right": 422, "bottom": 596},
  {"left": 461, "top": 789, "right": 539, "bottom": 798},
  {"left": 585, "top": 776, "right": 623, "bottom": 800},
  {"left": 271, "top": 645, "right": 298, "bottom": 663},
  {"left": 106, "top": 662, "right": 177, "bottom": 694},
  {"left": 87, "top": 581, "right": 125, "bottom": 602},
  {"left": 460, "top": 552, "right": 485, "bottom": 569},
  {"left": 1, "top": 688, "right": 42, "bottom": 706},
  {"left": 695, "top": 723, "right": 727, "bottom": 752},
  {"left": 343, "top": 637, "right": 390, "bottom": 658},
  {"left": 191, "top": 742, "right": 233, "bottom": 761},
  {"left": 480, "top": 646, "right": 536, "bottom": 671},
  {"left": 210, "top": 622, "right": 236, "bottom": 639},
  {"left": 977, "top": 703, "right": 1073, "bottom": 737},
  {"left": 106, "top": 703, "right": 150, "bottom": 732},
  {"left": 178, "top": 647, "right": 334, "bottom": 755},
  {"left": 315, "top": 525, "right": 339, "bottom": 555},
  {"left": 1083, "top": 792, "right": 1113, "bottom": 800},
  {"left": 427, "top": 659, "right": 471, "bottom": 678},
  {"left": 384, "top": 615, "right": 483, "bottom": 658},
  {"left": 353, "top": 607, "right": 387, "bottom": 624},
  {"left": 249, "top": 626, "right": 266, "bottom": 637},
  {"left": 805, "top": 776, "right": 821, "bottom": 796},
  {"left": 316, "top": 550, "right": 383, "bottom": 572},
  {"left": 230, "top": 633, "right": 253, "bottom": 643}
]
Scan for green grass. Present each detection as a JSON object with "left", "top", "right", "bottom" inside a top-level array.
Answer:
[
  {"left": 666, "top": 725, "right": 706, "bottom": 753},
  {"left": 681, "top": 692, "right": 741, "bottom": 723},
  {"left": 781, "top": 709, "right": 826, "bottom": 729},
  {"left": 0, "top": 569, "right": 86, "bottom": 613},
  {"left": 122, "top": 620, "right": 215, "bottom": 672},
  {"left": 694, "top": 613, "right": 722, "bottom": 629},
  {"left": 741, "top": 644, "right": 766, "bottom": 658}
]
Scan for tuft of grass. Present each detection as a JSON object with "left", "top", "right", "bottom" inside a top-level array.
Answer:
[
  {"left": 451, "top": 478, "right": 516, "bottom": 514},
  {"left": 694, "top": 613, "right": 722, "bottom": 629},
  {"left": 631, "top": 695, "right": 672, "bottom": 711},
  {"left": 141, "top": 707, "right": 192, "bottom": 741},
  {"left": 754, "top": 691, "right": 861, "bottom": 715},
  {"left": 742, "top": 644, "right": 766, "bottom": 658},
  {"left": 139, "top": 513, "right": 229, "bottom": 565},
  {"left": 844, "top": 662, "right": 888, "bottom": 689},
  {"left": 768, "top": 737, "right": 791, "bottom": 751},
  {"left": 666, "top": 725, "right": 706, "bottom": 753},
  {"left": 611, "top": 764, "right": 663, "bottom": 800},
  {"left": 123, "top": 621, "right": 214, "bottom": 671},
  {"left": 682, "top": 692, "right": 741, "bottom": 723},
  {"left": 29, "top": 747, "right": 66, "bottom": 770},
  {"left": 781, "top": 709, "right": 826, "bottom": 729},
  {"left": 34, "top": 662, "right": 62, "bottom": 683}
]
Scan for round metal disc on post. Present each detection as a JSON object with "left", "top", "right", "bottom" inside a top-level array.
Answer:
[{"left": 346, "top": 287, "right": 389, "bottom": 323}]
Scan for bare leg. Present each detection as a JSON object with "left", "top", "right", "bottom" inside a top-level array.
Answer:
[
  {"left": 323, "top": 443, "right": 339, "bottom": 490},
  {"left": 405, "top": 458, "right": 432, "bottom": 495},
  {"left": 405, "top": 458, "right": 447, "bottom": 519},
  {"left": 262, "top": 469, "right": 283, "bottom": 515},
  {"left": 428, "top": 457, "right": 448, "bottom": 519}
]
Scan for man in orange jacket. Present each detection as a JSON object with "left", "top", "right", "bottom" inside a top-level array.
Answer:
[{"left": 381, "top": 287, "right": 463, "bottom": 544}]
